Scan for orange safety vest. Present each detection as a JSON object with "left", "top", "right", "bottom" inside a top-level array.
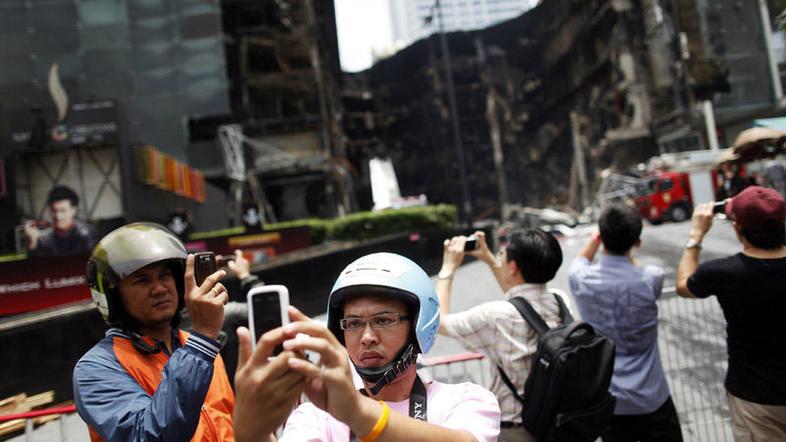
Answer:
[{"left": 87, "top": 331, "right": 235, "bottom": 442}]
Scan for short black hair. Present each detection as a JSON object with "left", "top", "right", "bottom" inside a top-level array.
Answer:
[
  {"left": 505, "top": 228, "right": 562, "bottom": 284},
  {"left": 599, "top": 203, "right": 642, "bottom": 254},
  {"left": 47, "top": 185, "right": 79, "bottom": 206},
  {"left": 741, "top": 224, "right": 786, "bottom": 249}
]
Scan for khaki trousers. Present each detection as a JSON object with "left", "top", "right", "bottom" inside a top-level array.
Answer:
[
  {"left": 727, "top": 391, "right": 786, "bottom": 442},
  {"left": 499, "top": 425, "right": 536, "bottom": 442}
]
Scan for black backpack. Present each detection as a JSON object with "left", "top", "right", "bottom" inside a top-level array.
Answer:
[{"left": 497, "top": 294, "right": 616, "bottom": 441}]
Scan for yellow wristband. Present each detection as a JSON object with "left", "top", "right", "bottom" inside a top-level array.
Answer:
[{"left": 360, "top": 401, "right": 390, "bottom": 442}]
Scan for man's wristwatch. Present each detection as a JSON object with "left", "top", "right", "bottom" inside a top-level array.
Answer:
[
  {"left": 437, "top": 270, "right": 454, "bottom": 280},
  {"left": 684, "top": 238, "right": 702, "bottom": 250}
]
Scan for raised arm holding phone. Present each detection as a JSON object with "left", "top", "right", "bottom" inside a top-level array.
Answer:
[
  {"left": 257, "top": 252, "right": 501, "bottom": 442},
  {"left": 435, "top": 228, "right": 566, "bottom": 441},
  {"left": 73, "top": 223, "right": 235, "bottom": 441},
  {"left": 676, "top": 187, "right": 786, "bottom": 440}
]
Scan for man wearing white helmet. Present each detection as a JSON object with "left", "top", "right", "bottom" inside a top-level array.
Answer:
[{"left": 237, "top": 252, "right": 500, "bottom": 441}]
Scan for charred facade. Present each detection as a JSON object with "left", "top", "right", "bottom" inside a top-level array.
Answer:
[
  {"left": 191, "top": 0, "right": 351, "bottom": 222},
  {"left": 343, "top": 0, "right": 781, "bottom": 218}
]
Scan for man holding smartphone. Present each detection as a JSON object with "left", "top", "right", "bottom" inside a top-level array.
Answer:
[
  {"left": 677, "top": 186, "right": 786, "bottom": 440},
  {"left": 234, "top": 252, "right": 500, "bottom": 441},
  {"left": 73, "top": 223, "right": 237, "bottom": 441},
  {"left": 434, "top": 228, "right": 565, "bottom": 441}
]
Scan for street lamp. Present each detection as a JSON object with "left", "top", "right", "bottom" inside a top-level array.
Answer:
[{"left": 426, "top": 0, "right": 473, "bottom": 226}]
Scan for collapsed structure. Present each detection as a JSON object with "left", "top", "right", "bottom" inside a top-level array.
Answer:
[{"left": 343, "top": 0, "right": 782, "bottom": 219}]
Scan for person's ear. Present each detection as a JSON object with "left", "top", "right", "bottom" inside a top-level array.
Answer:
[
  {"left": 731, "top": 221, "right": 745, "bottom": 241},
  {"left": 635, "top": 239, "right": 642, "bottom": 248},
  {"left": 509, "top": 259, "right": 520, "bottom": 277}
]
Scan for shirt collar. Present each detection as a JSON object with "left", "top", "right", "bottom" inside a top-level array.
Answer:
[
  {"left": 599, "top": 254, "right": 633, "bottom": 265},
  {"left": 504, "top": 283, "right": 549, "bottom": 301}
]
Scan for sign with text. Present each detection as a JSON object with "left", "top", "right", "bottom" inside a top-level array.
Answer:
[
  {"left": 9, "top": 100, "right": 118, "bottom": 149},
  {"left": 0, "top": 255, "right": 91, "bottom": 316}
]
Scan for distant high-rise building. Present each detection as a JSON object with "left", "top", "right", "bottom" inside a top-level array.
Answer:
[{"left": 388, "top": 0, "right": 536, "bottom": 47}]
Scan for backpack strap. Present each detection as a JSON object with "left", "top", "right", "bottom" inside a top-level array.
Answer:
[
  {"left": 497, "top": 364, "right": 525, "bottom": 405},
  {"left": 508, "top": 291, "right": 573, "bottom": 336},
  {"left": 508, "top": 296, "right": 550, "bottom": 336},
  {"left": 498, "top": 292, "right": 575, "bottom": 406},
  {"left": 551, "top": 291, "right": 574, "bottom": 324}
]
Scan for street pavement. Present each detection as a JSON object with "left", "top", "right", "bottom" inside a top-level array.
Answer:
[{"left": 14, "top": 218, "right": 737, "bottom": 441}]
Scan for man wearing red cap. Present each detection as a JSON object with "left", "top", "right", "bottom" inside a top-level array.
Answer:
[{"left": 677, "top": 186, "right": 786, "bottom": 440}]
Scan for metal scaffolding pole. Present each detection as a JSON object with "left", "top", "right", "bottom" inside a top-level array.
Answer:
[{"left": 436, "top": 0, "right": 473, "bottom": 226}]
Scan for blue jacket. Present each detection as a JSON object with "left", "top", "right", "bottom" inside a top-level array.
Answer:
[{"left": 73, "top": 328, "right": 235, "bottom": 441}]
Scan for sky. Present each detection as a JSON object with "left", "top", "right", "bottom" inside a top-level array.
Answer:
[{"left": 334, "top": 0, "right": 393, "bottom": 73}]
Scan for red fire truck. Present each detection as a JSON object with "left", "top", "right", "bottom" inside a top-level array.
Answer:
[
  {"left": 634, "top": 171, "right": 698, "bottom": 223},
  {"left": 632, "top": 150, "right": 724, "bottom": 224}
]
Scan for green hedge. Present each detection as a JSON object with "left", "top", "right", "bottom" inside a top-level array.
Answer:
[
  {"left": 189, "top": 205, "right": 458, "bottom": 245},
  {"left": 264, "top": 218, "right": 331, "bottom": 245},
  {"left": 329, "top": 205, "right": 458, "bottom": 241},
  {"left": 267, "top": 205, "right": 457, "bottom": 243}
]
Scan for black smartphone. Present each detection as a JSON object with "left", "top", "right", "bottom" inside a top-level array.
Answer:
[
  {"left": 216, "top": 255, "right": 236, "bottom": 267},
  {"left": 464, "top": 235, "right": 477, "bottom": 251},
  {"left": 713, "top": 200, "right": 727, "bottom": 215},
  {"left": 247, "top": 285, "right": 290, "bottom": 355},
  {"left": 194, "top": 252, "right": 216, "bottom": 286}
]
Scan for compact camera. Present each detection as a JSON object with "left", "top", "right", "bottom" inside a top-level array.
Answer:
[{"left": 713, "top": 200, "right": 728, "bottom": 215}]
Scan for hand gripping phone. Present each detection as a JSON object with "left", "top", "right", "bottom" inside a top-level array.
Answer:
[
  {"left": 713, "top": 200, "right": 728, "bottom": 215},
  {"left": 194, "top": 252, "right": 217, "bottom": 286},
  {"left": 464, "top": 234, "right": 478, "bottom": 251},
  {"left": 247, "top": 285, "right": 290, "bottom": 354}
]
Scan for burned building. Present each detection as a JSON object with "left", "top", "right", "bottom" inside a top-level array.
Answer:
[
  {"left": 344, "top": 0, "right": 782, "bottom": 218},
  {"left": 189, "top": 0, "right": 352, "bottom": 223}
]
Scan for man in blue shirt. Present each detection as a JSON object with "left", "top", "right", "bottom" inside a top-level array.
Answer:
[{"left": 568, "top": 203, "right": 682, "bottom": 441}]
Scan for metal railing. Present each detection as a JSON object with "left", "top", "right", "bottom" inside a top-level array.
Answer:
[
  {"left": 419, "top": 351, "right": 489, "bottom": 387},
  {"left": 419, "top": 290, "right": 734, "bottom": 442},
  {"left": 658, "top": 288, "right": 733, "bottom": 441},
  {"left": 0, "top": 404, "right": 77, "bottom": 442}
]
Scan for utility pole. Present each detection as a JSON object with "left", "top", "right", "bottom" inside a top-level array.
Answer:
[
  {"left": 702, "top": 100, "right": 720, "bottom": 151},
  {"left": 570, "top": 112, "right": 590, "bottom": 210},
  {"left": 758, "top": 0, "right": 784, "bottom": 104},
  {"left": 435, "top": 0, "right": 473, "bottom": 226}
]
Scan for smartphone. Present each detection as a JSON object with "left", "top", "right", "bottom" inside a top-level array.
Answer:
[
  {"left": 216, "top": 255, "right": 236, "bottom": 267},
  {"left": 713, "top": 200, "right": 728, "bottom": 215},
  {"left": 194, "top": 252, "right": 216, "bottom": 286},
  {"left": 464, "top": 235, "right": 477, "bottom": 251},
  {"left": 247, "top": 285, "right": 290, "bottom": 354}
]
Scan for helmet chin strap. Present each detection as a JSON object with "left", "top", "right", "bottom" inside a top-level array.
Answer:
[{"left": 354, "top": 342, "right": 417, "bottom": 395}]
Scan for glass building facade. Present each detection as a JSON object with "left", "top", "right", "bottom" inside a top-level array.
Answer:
[{"left": 0, "top": 0, "right": 230, "bottom": 159}]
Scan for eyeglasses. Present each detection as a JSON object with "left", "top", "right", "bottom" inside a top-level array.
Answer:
[{"left": 339, "top": 313, "right": 409, "bottom": 332}]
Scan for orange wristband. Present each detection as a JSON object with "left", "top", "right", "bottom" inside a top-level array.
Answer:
[{"left": 360, "top": 401, "right": 390, "bottom": 442}]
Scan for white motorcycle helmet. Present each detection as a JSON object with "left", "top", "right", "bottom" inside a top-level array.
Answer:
[
  {"left": 326, "top": 252, "right": 440, "bottom": 394},
  {"left": 86, "top": 222, "right": 187, "bottom": 328}
]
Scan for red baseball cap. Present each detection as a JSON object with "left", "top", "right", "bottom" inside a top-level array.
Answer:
[{"left": 726, "top": 186, "right": 786, "bottom": 230}]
